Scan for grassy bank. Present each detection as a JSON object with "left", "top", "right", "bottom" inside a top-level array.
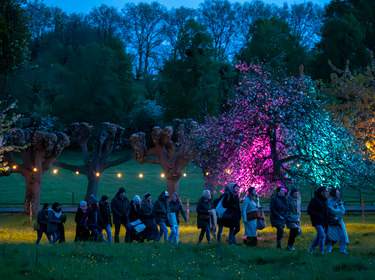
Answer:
[{"left": 0, "top": 213, "right": 375, "bottom": 279}]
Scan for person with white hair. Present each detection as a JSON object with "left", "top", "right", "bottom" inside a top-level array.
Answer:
[{"left": 196, "top": 189, "right": 214, "bottom": 244}]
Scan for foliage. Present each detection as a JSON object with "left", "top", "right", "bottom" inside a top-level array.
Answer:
[
  {"left": 200, "top": 63, "right": 375, "bottom": 196},
  {"left": 127, "top": 100, "right": 165, "bottom": 134}
]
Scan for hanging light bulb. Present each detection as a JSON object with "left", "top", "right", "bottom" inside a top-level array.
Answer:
[
  {"left": 139, "top": 173, "right": 143, "bottom": 178},
  {"left": 53, "top": 169, "right": 58, "bottom": 174},
  {"left": 117, "top": 173, "right": 122, "bottom": 178}
]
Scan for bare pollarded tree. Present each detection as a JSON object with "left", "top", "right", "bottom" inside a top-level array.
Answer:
[{"left": 130, "top": 119, "right": 201, "bottom": 195}]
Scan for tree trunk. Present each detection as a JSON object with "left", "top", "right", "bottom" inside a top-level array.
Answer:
[
  {"left": 165, "top": 177, "right": 180, "bottom": 196},
  {"left": 24, "top": 171, "right": 43, "bottom": 216},
  {"left": 84, "top": 174, "right": 100, "bottom": 202}
]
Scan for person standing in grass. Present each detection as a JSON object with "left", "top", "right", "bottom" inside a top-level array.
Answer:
[
  {"left": 285, "top": 189, "right": 301, "bottom": 251},
  {"left": 47, "top": 202, "right": 63, "bottom": 243},
  {"left": 81, "top": 195, "right": 104, "bottom": 241},
  {"left": 326, "top": 188, "right": 349, "bottom": 254},
  {"left": 168, "top": 192, "right": 188, "bottom": 244},
  {"left": 99, "top": 195, "right": 112, "bottom": 243},
  {"left": 140, "top": 193, "right": 159, "bottom": 241},
  {"left": 111, "top": 187, "right": 131, "bottom": 243},
  {"left": 307, "top": 186, "right": 329, "bottom": 254},
  {"left": 197, "top": 190, "right": 214, "bottom": 244},
  {"left": 36, "top": 203, "right": 52, "bottom": 244},
  {"left": 242, "top": 187, "right": 260, "bottom": 247},
  {"left": 153, "top": 191, "right": 175, "bottom": 242},
  {"left": 75, "top": 201, "right": 90, "bottom": 242},
  {"left": 270, "top": 187, "right": 288, "bottom": 248},
  {"left": 217, "top": 183, "right": 241, "bottom": 245}
]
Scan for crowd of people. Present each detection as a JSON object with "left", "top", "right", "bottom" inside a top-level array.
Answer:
[{"left": 34, "top": 184, "right": 349, "bottom": 254}]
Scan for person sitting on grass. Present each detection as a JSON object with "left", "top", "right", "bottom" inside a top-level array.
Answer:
[
  {"left": 197, "top": 190, "right": 214, "bottom": 244},
  {"left": 36, "top": 203, "right": 52, "bottom": 244}
]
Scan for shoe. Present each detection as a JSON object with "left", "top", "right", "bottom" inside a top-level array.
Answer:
[
  {"left": 198, "top": 240, "right": 201, "bottom": 244},
  {"left": 276, "top": 240, "right": 282, "bottom": 249},
  {"left": 287, "top": 245, "right": 295, "bottom": 251}
]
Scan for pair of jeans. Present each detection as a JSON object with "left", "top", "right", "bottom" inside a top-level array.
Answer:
[
  {"left": 168, "top": 225, "right": 179, "bottom": 244},
  {"left": 217, "top": 225, "right": 239, "bottom": 243},
  {"left": 326, "top": 227, "right": 346, "bottom": 253},
  {"left": 102, "top": 224, "right": 112, "bottom": 243},
  {"left": 288, "top": 228, "right": 299, "bottom": 247},
  {"left": 199, "top": 225, "right": 211, "bottom": 242},
  {"left": 51, "top": 232, "right": 60, "bottom": 243},
  {"left": 114, "top": 222, "right": 131, "bottom": 243},
  {"left": 156, "top": 222, "right": 174, "bottom": 242},
  {"left": 36, "top": 229, "right": 52, "bottom": 244},
  {"left": 88, "top": 226, "right": 100, "bottom": 240},
  {"left": 275, "top": 225, "right": 284, "bottom": 241},
  {"left": 310, "top": 225, "right": 326, "bottom": 253}
]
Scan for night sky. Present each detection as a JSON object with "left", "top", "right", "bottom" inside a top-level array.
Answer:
[{"left": 43, "top": 0, "right": 331, "bottom": 14}]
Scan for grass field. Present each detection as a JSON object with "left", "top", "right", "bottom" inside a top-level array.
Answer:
[
  {"left": 0, "top": 212, "right": 375, "bottom": 279},
  {"left": 1, "top": 150, "right": 374, "bottom": 207}
]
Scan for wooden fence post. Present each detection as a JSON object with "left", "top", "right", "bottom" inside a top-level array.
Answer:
[
  {"left": 186, "top": 199, "right": 190, "bottom": 219},
  {"left": 362, "top": 198, "right": 365, "bottom": 223},
  {"left": 72, "top": 192, "right": 75, "bottom": 204}
]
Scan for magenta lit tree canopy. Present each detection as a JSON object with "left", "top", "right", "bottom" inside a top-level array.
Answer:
[{"left": 199, "top": 63, "right": 375, "bottom": 196}]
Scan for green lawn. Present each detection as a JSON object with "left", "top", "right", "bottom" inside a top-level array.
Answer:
[{"left": 0, "top": 212, "right": 374, "bottom": 279}]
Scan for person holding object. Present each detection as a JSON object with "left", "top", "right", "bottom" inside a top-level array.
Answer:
[
  {"left": 326, "top": 188, "right": 349, "bottom": 254},
  {"left": 242, "top": 187, "right": 260, "bottom": 247},
  {"left": 74, "top": 201, "right": 90, "bottom": 242},
  {"left": 80, "top": 195, "right": 103, "bottom": 241},
  {"left": 111, "top": 187, "right": 131, "bottom": 243},
  {"left": 139, "top": 193, "right": 159, "bottom": 241},
  {"left": 270, "top": 187, "right": 288, "bottom": 248},
  {"left": 35, "top": 203, "right": 52, "bottom": 244},
  {"left": 308, "top": 186, "right": 329, "bottom": 254},
  {"left": 99, "top": 195, "right": 112, "bottom": 243},
  {"left": 47, "top": 202, "right": 63, "bottom": 243},
  {"left": 168, "top": 192, "right": 188, "bottom": 244},
  {"left": 153, "top": 191, "right": 175, "bottom": 242},
  {"left": 197, "top": 190, "right": 214, "bottom": 244},
  {"left": 286, "top": 189, "right": 301, "bottom": 251}
]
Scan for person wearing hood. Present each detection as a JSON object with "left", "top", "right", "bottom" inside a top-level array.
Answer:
[
  {"left": 217, "top": 183, "right": 241, "bottom": 245},
  {"left": 153, "top": 191, "right": 175, "bottom": 242},
  {"left": 81, "top": 195, "right": 104, "bottom": 241},
  {"left": 270, "top": 186, "right": 288, "bottom": 248},
  {"left": 36, "top": 203, "right": 52, "bottom": 244},
  {"left": 111, "top": 187, "right": 131, "bottom": 243},
  {"left": 197, "top": 190, "right": 214, "bottom": 244},
  {"left": 242, "top": 187, "right": 260, "bottom": 247},
  {"left": 139, "top": 193, "right": 159, "bottom": 241},
  {"left": 285, "top": 189, "right": 301, "bottom": 251},
  {"left": 99, "top": 195, "right": 112, "bottom": 243},
  {"left": 129, "top": 195, "right": 143, "bottom": 242},
  {"left": 74, "top": 201, "right": 90, "bottom": 242},
  {"left": 168, "top": 192, "right": 188, "bottom": 244},
  {"left": 326, "top": 188, "right": 349, "bottom": 254},
  {"left": 47, "top": 202, "right": 63, "bottom": 243},
  {"left": 308, "top": 186, "right": 329, "bottom": 253}
]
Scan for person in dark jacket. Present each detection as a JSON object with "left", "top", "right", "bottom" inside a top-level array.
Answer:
[
  {"left": 81, "top": 195, "right": 104, "bottom": 241},
  {"left": 99, "top": 195, "right": 112, "bottom": 243},
  {"left": 153, "top": 191, "right": 175, "bottom": 242},
  {"left": 74, "top": 201, "right": 90, "bottom": 242},
  {"left": 47, "top": 202, "right": 63, "bottom": 243},
  {"left": 129, "top": 195, "right": 142, "bottom": 242},
  {"left": 307, "top": 186, "right": 329, "bottom": 253},
  {"left": 270, "top": 186, "right": 288, "bottom": 248},
  {"left": 197, "top": 190, "right": 214, "bottom": 244},
  {"left": 139, "top": 193, "right": 159, "bottom": 241},
  {"left": 217, "top": 183, "right": 241, "bottom": 245},
  {"left": 36, "top": 203, "right": 52, "bottom": 244},
  {"left": 285, "top": 189, "right": 301, "bottom": 251},
  {"left": 168, "top": 192, "right": 188, "bottom": 244},
  {"left": 111, "top": 187, "right": 131, "bottom": 243}
]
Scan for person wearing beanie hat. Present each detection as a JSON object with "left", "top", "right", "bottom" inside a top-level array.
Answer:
[
  {"left": 242, "top": 187, "right": 260, "bottom": 247},
  {"left": 36, "top": 203, "right": 52, "bottom": 244},
  {"left": 74, "top": 201, "right": 89, "bottom": 242},
  {"left": 81, "top": 196, "right": 104, "bottom": 241},
  {"left": 99, "top": 194, "right": 112, "bottom": 243},
  {"left": 308, "top": 186, "right": 329, "bottom": 253},
  {"left": 111, "top": 187, "right": 131, "bottom": 243},
  {"left": 153, "top": 191, "right": 175, "bottom": 242}
]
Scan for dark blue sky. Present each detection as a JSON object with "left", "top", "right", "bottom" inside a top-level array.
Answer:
[{"left": 44, "top": 0, "right": 331, "bottom": 14}]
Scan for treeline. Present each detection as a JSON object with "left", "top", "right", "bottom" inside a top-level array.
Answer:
[{"left": 1, "top": 0, "right": 375, "bottom": 130}]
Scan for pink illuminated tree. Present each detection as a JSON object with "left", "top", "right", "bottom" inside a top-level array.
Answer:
[{"left": 200, "top": 63, "right": 375, "bottom": 196}]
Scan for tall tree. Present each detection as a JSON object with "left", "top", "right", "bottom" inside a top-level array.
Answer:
[
  {"left": 3, "top": 117, "right": 69, "bottom": 215},
  {"left": 53, "top": 122, "right": 131, "bottom": 202},
  {"left": 88, "top": 4, "right": 121, "bottom": 42},
  {"left": 130, "top": 119, "right": 202, "bottom": 195},
  {"left": 201, "top": 63, "right": 375, "bottom": 196},
  {"left": 121, "top": 2, "right": 167, "bottom": 78},
  {"left": 198, "top": 0, "right": 236, "bottom": 60}
]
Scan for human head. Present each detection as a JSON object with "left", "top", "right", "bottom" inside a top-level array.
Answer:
[
  {"left": 161, "top": 191, "right": 169, "bottom": 199},
  {"left": 143, "top": 193, "right": 151, "bottom": 203},
  {"left": 133, "top": 195, "right": 141, "bottom": 205},
  {"left": 228, "top": 183, "right": 239, "bottom": 194},
  {"left": 289, "top": 189, "right": 299, "bottom": 199},
  {"left": 203, "top": 190, "right": 211, "bottom": 200},
  {"left": 247, "top": 187, "right": 256, "bottom": 197},
  {"left": 171, "top": 192, "right": 179, "bottom": 202},
  {"left": 79, "top": 201, "right": 87, "bottom": 210},
  {"left": 90, "top": 195, "right": 99, "bottom": 206},
  {"left": 101, "top": 195, "right": 109, "bottom": 203},
  {"left": 276, "top": 187, "right": 285, "bottom": 196},
  {"left": 330, "top": 188, "right": 340, "bottom": 198},
  {"left": 317, "top": 186, "right": 328, "bottom": 200},
  {"left": 43, "top": 203, "right": 49, "bottom": 211},
  {"left": 52, "top": 202, "right": 61, "bottom": 213},
  {"left": 118, "top": 187, "right": 126, "bottom": 200}
]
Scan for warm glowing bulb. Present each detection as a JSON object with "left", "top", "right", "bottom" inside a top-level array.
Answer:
[
  {"left": 95, "top": 172, "right": 100, "bottom": 177},
  {"left": 205, "top": 172, "right": 209, "bottom": 176},
  {"left": 160, "top": 173, "right": 165, "bottom": 178},
  {"left": 117, "top": 173, "right": 122, "bottom": 178},
  {"left": 139, "top": 173, "right": 143, "bottom": 178},
  {"left": 12, "top": 165, "right": 17, "bottom": 170},
  {"left": 226, "top": 169, "right": 231, "bottom": 174},
  {"left": 53, "top": 169, "right": 58, "bottom": 174},
  {"left": 296, "top": 164, "right": 300, "bottom": 168},
  {"left": 33, "top": 168, "right": 37, "bottom": 172},
  {"left": 183, "top": 173, "right": 187, "bottom": 177},
  {"left": 76, "top": 171, "right": 79, "bottom": 175}
]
